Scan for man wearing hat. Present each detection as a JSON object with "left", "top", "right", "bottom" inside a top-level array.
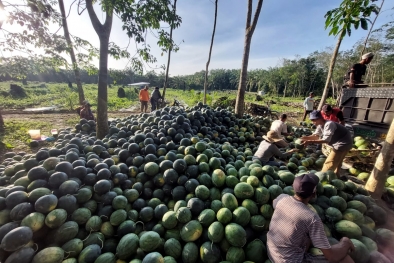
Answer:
[
  {"left": 252, "top": 130, "right": 298, "bottom": 167},
  {"left": 301, "top": 111, "right": 352, "bottom": 175},
  {"left": 321, "top": 104, "right": 345, "bottom": 125},
  {"left": 344, "top": 52, "right": 374, "bottom": 88},
  {"left": 267, "top": 173, "right": 355, "bottom": 263}
]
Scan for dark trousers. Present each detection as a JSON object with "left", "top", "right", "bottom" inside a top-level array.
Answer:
[
  {"left": 151, "top": 100, "right": 158, "bottom": 111},
  {"left": 140, "top": 101, "right": 148, "bottom": 112},
  {"left": 303, "top": 110, "right": 312, "bottom": 121}
]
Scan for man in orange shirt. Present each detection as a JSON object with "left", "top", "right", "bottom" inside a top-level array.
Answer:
[{"left": 139, "top": 86, "right": 150, "bottom": 113}]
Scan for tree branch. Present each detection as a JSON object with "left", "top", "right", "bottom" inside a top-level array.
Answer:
[
  {"left": 103, "top": 9, "right": 113, "bottom": 32},
  {"left": 246, "top": 0, "right": 252, "bottom": 29},
  {"left": 250, "top": 0, "right": 264, "bottom": 34},
  {"left": 85, "top": 0, "right": 103, "bottom": 34}
]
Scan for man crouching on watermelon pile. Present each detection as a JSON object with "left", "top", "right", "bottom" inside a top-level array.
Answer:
[
  {"left": 300, "top": 110, "right": 352, "bottom": 177},
  {"left": 267, "top": 173, "right": 355, "bottom": 263}
]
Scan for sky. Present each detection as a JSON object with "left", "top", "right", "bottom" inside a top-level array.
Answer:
[{"left": 4, "top": 0, "right": 393, "bottom": 76}]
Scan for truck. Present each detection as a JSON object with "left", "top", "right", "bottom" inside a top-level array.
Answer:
[{"left": 338, "top": 84, "right": 394, "bottom": 141}]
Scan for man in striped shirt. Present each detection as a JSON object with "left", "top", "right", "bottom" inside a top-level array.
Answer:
[{"left": 267, "top": 173, "right": 355, "bottom": 263}]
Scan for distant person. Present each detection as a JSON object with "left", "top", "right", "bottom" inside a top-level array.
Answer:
[
  {"left": 303, "top": 92, "right": 314, "bottom": 121},
  {"left": 270, "top": 114, "right": 293, "bottom": 138},
  {"left": 344, "top": 52, "right": 374, "bottom": 88},
  {"left": 76, "top": 100, "right": 88, "bottom": 116},
  {"left": 321, "top": 104, "right": 345, "bottom": 125},
  {"left": 150, "top": 87, "right": 162, "bottom": 111},
  {"left": 80, "top": 103, "right": 95, "bottom": 121},
  {"left": 253, "top": 130, "right": 298, "bottom": 167},
  {"left": 139, "top": 86, "right": 150, "bottom": 113}
]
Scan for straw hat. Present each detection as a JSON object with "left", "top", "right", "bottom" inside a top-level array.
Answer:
[{"left": 263, "top": 130, "right": 288, "bottom": 148}]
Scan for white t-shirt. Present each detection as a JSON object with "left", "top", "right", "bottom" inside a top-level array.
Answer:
[
  {"left": 270, "top": 120, "right": 288, "bottom": 135},
  {"left": 303, "top": 97, "right": 314, "bottom": 111}
]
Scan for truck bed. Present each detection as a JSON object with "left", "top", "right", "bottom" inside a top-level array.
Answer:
[{"left": 339, "top": 87, "right": 394, "bottom": 140}]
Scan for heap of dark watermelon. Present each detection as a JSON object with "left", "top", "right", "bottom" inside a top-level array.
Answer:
[{"left": 0, "top": 103, "right": 392, "bottom": 263}]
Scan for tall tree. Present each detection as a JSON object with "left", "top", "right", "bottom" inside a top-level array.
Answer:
[
  {"left": 58, "top": 0, "right": 85, "bottom": 105},
  {"left": 203, "top": 0, "right": 218, "bottom": 104},
  {"left": 85, "top": 0, "right": 113, "bottom": 139},
  {"left": 162, "top": 0, "right": 178, "bottom": 101},
  {"left": 83, "top": 0, "right": 181, "bottom": 138},
  {"left": 235, "top": 0, "right": 264, "bottom": 118},
  {"left": 318, "top": 0, "right": 379, "bottom": 110},
  {"left": 365, "top": 119, "right": 394, "bottom": 198}
]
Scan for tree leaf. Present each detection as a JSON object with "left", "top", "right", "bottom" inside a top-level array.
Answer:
[
  {"left": 354, "top": 20, "right": 360, "bottom": 29},
  {"left": 360, "top": 18, "right": 368, "bottom": 30}
]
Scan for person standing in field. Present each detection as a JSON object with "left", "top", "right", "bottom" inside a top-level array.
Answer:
[
  {"left": 150, "top": 87, "right": 162, "bottom": 111},
  {"left": 344, "top": 52, "right": 374, "bottom": 88},
  {"left": 139, "top": 86, "right": 150, "bottom": 113},
  {"left": 303, "top": 92, "right": 314, "bottom": 121},
  {"left": 270, "top": 114, "right": 293, "bottom": 138}
]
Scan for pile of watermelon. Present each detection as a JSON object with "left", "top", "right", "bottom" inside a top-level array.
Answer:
[{"left": 0, "top": 104, "right": 393, "bottom": 263}]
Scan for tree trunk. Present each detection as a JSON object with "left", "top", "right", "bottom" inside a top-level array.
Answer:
[
  {"left": 85, "top": 0, "right": 113, "bottom": 139},
  {"left": 318, "top": 32, "right": 343, "bottom": 110},
  {"left": 283, "top": 82, "right": 287, "bottom": 97},
  {"left": 96, "top": 38, "right": 110, "bottom": 139},
  {"left": 58, "top": 0, "right": 85, "bottom": 105},
  {"left": 331, "top": 78, "right": 336, "bottom": 101},
  {"left": 203, "top": 0, "right": 218, "bottom": 104},
  {"left": 0, "top": 108, "right": 4, "bottom": 131},
  {"left": 365, "top": 119, "right": 394, "bottom": 199},
  {"left": 162, "top": 0, "right": 177, "bottom": 100},
  {"left": 235, "top": 0, "right": 264, "bottom": 118}
]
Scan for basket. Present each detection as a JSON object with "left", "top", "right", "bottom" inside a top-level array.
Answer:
[{"left": 322, "top": 143, "right": 380, "bottom": 164}]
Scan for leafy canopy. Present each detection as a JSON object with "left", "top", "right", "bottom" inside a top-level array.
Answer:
[{"left": 325, "top": 0, "right": 379, "bottom": 38}]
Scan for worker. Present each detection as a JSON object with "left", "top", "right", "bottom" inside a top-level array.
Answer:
[
  {"left": 344, "top": 52, "right": 374, "bottom": 88},
  {"left": 267, "top": 173, "right": 355, "bottom": 263},
  {"left": 80, "top": 103, "right": 95, "bottom": 121},
  {"left": 300, "top": 111, "right": 352, "bottom": 175},
  {"left": 303, "top": 92, "right": 314, "bottom": 121},
  {"left": 150, "top": 87, "right": 162, "bottom": 111},
  {"left": 321, "top": 104, "right": 345, "bottom": 125},
  {"left": 270, "top": 114, "right": 293, "bottom": 137},
  {"left": 139, "top": 86, "right": 150, "bottom": 113},
  {"left": 252, "top": 130, "right": 298, "bottom": 167}
]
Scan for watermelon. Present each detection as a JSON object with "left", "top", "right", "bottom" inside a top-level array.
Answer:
[
  {"left": 225, "top": 223, "right": 246, "bottom": 247},
  {"left": 208, "top": 221, "right": 224, "bottom": 243},
  {"left": 32, "top": 247, "right": 64, "bottom": 263},
  {"left": 180, "top": 220, "right": 203, "bottom": 242},
  {"left": 222, "top": 193, "right": 238, "bottom": 211},
  {"left": 164, "top": 238, "right": 182, "bottom": 259},
  {"left": 116, "top": 233, "right": 139, "bottom": 260},
  {"left": 139, "top": 231, "right": 161, "bottom": 252},
  {"left": 234, "top": 182, "right": 254, "bottom": 199},
  {"left": 200, "top": 241, "right": 221, "bottom": 263},
  {"left": 349, "top": 239, "right": 370, "bottom": 263},
  {"left": 335, "top": 220, "right": 362, "bottom": 239},
  {"left": 226, "top": 246, "right": 245, "bottom": 263}
]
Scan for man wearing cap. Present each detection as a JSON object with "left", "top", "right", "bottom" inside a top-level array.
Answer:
[
  {"left": 252, "top": 130, "right": 298, "bottom": 167},
  {"left": 270, "top": 114, "right": 293, "bottom": 138},
  {"left": 139, "top": 86, "right": 150, "bottom": 113},
  {"left": 321, "top": 104, "right": 345, "bottom": 125},
  {"left": 303, "top": 92, "right": 315, "bottom": 121},
  {"left": 344, "top": 52, "right": 374, "bottom": 88},
  {"left": 301, "top": 110, "right": 352, "bottom": 175},
  {"left": 267, "top": 173, "right": 355, "bottom": 263}
]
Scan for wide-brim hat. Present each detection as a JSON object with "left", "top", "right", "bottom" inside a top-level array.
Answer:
[{"left": 263, "top": 130, "right": 288, "bottom": 148}]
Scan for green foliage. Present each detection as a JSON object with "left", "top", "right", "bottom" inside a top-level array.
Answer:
[{"left": 325, "top": 0, "right": 379, "bottom": 38}]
